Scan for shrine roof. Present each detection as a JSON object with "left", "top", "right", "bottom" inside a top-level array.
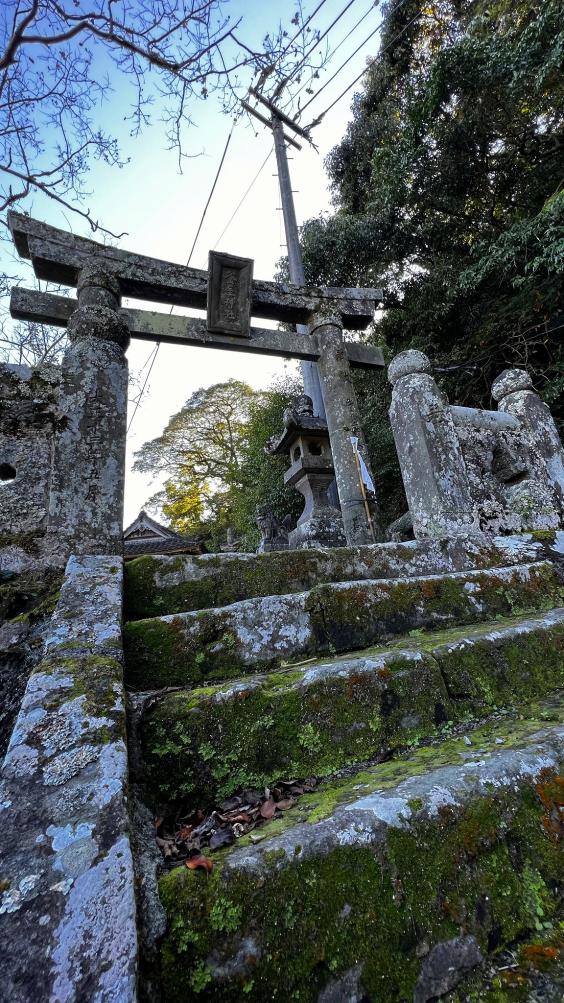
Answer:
[{"left": 123, "top": 510, "right": 206, "bottom": 559}]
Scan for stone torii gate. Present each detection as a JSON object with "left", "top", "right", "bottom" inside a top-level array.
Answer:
[{"left": 7, "top": 212, "right": 384, "bottom": 555}]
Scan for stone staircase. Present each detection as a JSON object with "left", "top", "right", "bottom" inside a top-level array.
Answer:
[{"left": 123, "top": 533, "right": 564, "bottom": 1002}]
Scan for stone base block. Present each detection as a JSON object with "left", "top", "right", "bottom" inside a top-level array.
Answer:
[
  {"left": 289, "top": 509, "right": 346, "bottom": 550},
  {"left": 124, "top": 531, "right": 564, "bottom": 621}
]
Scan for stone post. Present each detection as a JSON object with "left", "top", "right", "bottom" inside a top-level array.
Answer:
[
  {"left": 388, "top": 350, "right": 477, "bottom": 538},
  {"left": 312, "top": 312, "right": 381, "bottom": 546},
  {"left": 47, "top": 266, "right": 130, "bottom": 556},
  {"left": 492, "top": 368, "right": 564, "bottom": 517}
]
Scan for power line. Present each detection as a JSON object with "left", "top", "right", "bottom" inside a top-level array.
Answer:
[
  {"left": 287, "top": 0, "right": 380, "bottom": 110},
  {"left": 127, "top": 344, "right": 160, "bottom": 433},
  {"left": 213, "top": 147, "right": 273, "bottom": 248},
  {"left": 282, "top": 0, "right": 358, "bottom": 91},
  {"left": 185, "top": 126, "right": 235, "bottom": 267},
  {"left": 324, "top": 0, "right": 380, "bottom": 63},
  {"left": 297, "top": 0, "right": 410, "bottom": 118},
  {"left": 279, "top": 0, "right": 332, "bottom": 60},
  {"left": 306, "top": 8, "right": 422, "bottom": 126},
  {"left": 128, "top": 126, "right": 235, "bottom": 433}
]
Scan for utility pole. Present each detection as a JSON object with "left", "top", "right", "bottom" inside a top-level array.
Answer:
[
  {"left": 243, "top": 93, "right": 326, "bottom": 421},
  {"left": 270, "top": 115, "right": 325, "bottom": 418}
]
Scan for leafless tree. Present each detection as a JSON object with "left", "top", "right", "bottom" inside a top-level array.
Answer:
[
  {"left": 0, "top": 1, "right": 323, "bottom": 234},
  {"left": 0, "top": 315, "right": 65, "bottom": 365}
]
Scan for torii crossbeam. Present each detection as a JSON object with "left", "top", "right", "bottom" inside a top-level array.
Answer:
[{"left": 8, "top": 212, "right": 385, "bottom": 552}]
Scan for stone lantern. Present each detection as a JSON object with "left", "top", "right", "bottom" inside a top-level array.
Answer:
[{"left": 268, "top": 395, "right": 346, "bottom": 550}]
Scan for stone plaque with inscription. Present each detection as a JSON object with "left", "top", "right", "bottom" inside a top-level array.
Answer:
[{"left": 207, "top": 251, "right": 253, "bottom": 336}]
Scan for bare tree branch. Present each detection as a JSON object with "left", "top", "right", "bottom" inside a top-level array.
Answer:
[{"left": 0, "top": 1, "right": 327, "bottom": 232}]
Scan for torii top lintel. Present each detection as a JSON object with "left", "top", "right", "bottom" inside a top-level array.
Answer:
[{"left": 8, "top": 212, "right": 383, "bottom": 330}]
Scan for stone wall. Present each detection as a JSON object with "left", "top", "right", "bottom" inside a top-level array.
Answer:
[{"left": 0, "top": 363, "right": 61, "bottom": 568}]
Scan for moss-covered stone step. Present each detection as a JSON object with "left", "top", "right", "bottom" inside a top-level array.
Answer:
[
  {"left": 123, "top": 561, "right": 564, "bottom": 690},
  {"left": 123, "top": 533, "right": 555, "bottom": 620},
  {"left": 157, "top": 700, "right": 564, "bottom": 1002},
  {"left": 138, "top": 609, "right": 564, "bottom": 805}
]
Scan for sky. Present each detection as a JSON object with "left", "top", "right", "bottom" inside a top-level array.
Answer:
[{"left": 1, "top": 0, "right": 388, "bottom": 525}]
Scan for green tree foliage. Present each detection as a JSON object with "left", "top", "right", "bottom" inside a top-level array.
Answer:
[
  {"left": 300, "top": 0, "right": 564, "bottom": 524},
  {"left": 232, "top": 375, "right": 303, "bottom": 551},
  {"left": 134, "top": 376, "right": 302, "bottom": 550}
]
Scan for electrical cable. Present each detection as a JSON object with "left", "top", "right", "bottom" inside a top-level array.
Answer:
[
  {"left": 127, "top": 126, "right": 235, "bottom": 432},
  {"left": 287, "top": 0, "right": 380, "bottom": 110},
  {"left": 185, "top": 126, "right": 235, "bottom": 267},
  {"left": 297, "top": 0, "right": 410, "bottom": 117},
  {"left": 127, "top": 344, "right": 160, "bottom": 433},
  {"left": 282, "top": 0, "right": 358, "bottom": 89},
  {"left": 305, "top": 8, "right": 422, "bottom": 126},
  {"left": 213, "top": 146, "right": 273, "bottom": 248}
]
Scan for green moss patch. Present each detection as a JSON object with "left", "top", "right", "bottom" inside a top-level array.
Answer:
[
  {"left": 435, "top": 621, "right": 564, "bottom": 708},
  {"left": 157, "top": 728, "right": 564, "bottom": 1001},
  {"left": 141, "top": 651, "right": 448, "bottom": 804},
  {"left": 124, "top": 564, "right": 564, "bottom": 691},
  {"left": 123, "top": 608, "right": 266, "bottom": 691},
  {"left": 124, "top": 549, "right": 345, "bottom": 621},
  {"left": 0, "top": 566, "right": 63, "bottom": 624}
]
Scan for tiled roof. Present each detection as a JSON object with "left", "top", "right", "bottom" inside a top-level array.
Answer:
[
  {"left": 123, "top": 509, "right": 206, "bottom": 558},
  {"left": 123, "top": 537, "right": 206, "bottom": 558}
]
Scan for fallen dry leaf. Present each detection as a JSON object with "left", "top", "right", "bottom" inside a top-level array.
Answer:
[
  {"left": 209, "top": 828, "right": 235, "bottom": 851},
  {"left": 185, "top": 855, "right": 213, "bottom": 873},
  {"left": 156, "top": 775, "right": 320, "bottom": 866},
  {"left": 260, "top": 798, "right": 276, "bottom": 819}
]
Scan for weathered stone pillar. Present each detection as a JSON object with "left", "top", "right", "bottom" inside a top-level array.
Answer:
[
  {"left": 312, "top": 313, "right": 380, "bottom": 546},
  {"left": 47, "top": 266, "right": 129, "bottom": 556},
  {"left": 492, "top": 368, "right": 564, "bottom": 517},
  {"left": 388, "top": 350, "right": 477, "bottom": 538}
]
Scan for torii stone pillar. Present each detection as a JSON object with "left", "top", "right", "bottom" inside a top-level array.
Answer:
[
  {"left": 389, "top": 350, "right": 477, "bottom": 538},
  {"left": 312, "top": 312, "right": 380, "bottom": 546},
  {"left": 492, "top": 368, "right": 564, "bottom": 517},
  {"left": 46, "top": 267, "right": 129, "bottom": 555}
]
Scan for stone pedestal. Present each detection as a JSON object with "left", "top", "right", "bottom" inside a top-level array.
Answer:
[
  {"left": 388, "top": 350, "right": 477, "bottom": 538},
  {"left": 47, "top": 267, "right": 130, "bottom": 556},
  {"left": 492, "top": 368, "right": 564, "bottom": 518},
  {"left": 312, "top": 315, "right": 380, "bottom": 546}
]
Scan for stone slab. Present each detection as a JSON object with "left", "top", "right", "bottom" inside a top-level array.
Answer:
[
  {"left": 8, "top": 212, "right": 382, "bottom": 327},
  {"left": 10, "top": 288, "right": 385, "bottom": 369},
  {"left": 137, "top": 608, "right": 564, "bottom": 805},
  {"left": 123, "top": 532, "right": 556, "bottom": 620},
  {"left": 123, "top": 560, "right": 564, "bottom": 689},
  {"left": 156, "top": 702, "right": 564, "bottom": 1000},
  {"left": 0, "top": 556, "right": 138, "bottom": 1002},
  {"left": 207, "top": 251, "right": 253, "bottom": 336}
]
